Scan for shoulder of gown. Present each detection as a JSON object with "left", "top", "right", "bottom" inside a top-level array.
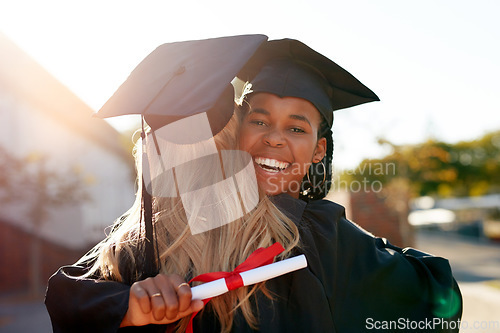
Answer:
[{"left": 271, "top": 194, "right": 463, "bottom": 332}]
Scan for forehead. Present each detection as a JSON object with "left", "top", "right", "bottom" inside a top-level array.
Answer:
[{"left": 247, "top": 92, "right": 322, "bottom": 124}]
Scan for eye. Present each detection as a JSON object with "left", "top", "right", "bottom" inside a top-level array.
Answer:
[
  {"left": 249, "top": 120, "right": 266, "bottom": 126},
  {"left": 290, "top": 127, "right": 305, "bottom": 133}
]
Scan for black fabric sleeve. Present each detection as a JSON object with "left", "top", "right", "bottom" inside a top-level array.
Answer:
[
  {"left": 45, "top": 265, "right": 131, "bottom": 333},
  {"left": 301, "top": 199, "right": 463, "bottom": 333},
  {"left": 45, "top": 265, "right": 173, "bottom": 332}
]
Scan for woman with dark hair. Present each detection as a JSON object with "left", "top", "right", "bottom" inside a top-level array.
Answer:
[{"left": 45, "top": 35, "right": 462, "bottom": 333}]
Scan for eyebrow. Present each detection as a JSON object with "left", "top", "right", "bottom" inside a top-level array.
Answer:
[
  {"left": 289, "top": 114, "right": 311, "bottom": 127},
  {"left": 249, "top": 108, "right": 312, "bottom": 127},
  {"left": 248, "top": 108, "right": 270, "bottom": 116}
]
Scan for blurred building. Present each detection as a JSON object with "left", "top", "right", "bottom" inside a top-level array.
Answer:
[{"left": 0, "top": 32, "right": 135, "bottom": 293}]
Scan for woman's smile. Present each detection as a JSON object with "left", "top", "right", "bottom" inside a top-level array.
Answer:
[{"left": 254, "top": 157, "right": 290, "bottom": 173}]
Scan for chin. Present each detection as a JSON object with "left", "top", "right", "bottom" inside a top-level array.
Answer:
[{"left": 257, "top": 181, "right": 299, "bottom": 198}]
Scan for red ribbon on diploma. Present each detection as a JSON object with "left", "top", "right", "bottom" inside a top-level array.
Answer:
[{"left": 185, "top": 242, "right": 285, "bottom": 333}]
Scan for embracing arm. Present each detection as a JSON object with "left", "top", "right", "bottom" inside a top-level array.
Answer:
[
  {"left": 302, "top": 200, "right": 463, "bottom": 333},
  {"left": 337, "top": 225, "right": 462, "bottom": 332},
  {"left": 45, "top": 266, "right": 203, "bottom": 333}
]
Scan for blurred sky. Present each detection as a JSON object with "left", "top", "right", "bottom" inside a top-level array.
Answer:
[{"left": 1, "top": 0, "right": 499, "bottom": 169}]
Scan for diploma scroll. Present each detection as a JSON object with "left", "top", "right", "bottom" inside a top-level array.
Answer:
[{"left": 190, "top": 254, "right": 307, "bottom": 300}]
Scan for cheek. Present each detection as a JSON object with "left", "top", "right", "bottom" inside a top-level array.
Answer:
[
  {"left": 238, "top": 127, "right": 256, "bottom": 152},
  {"left": 294, "top": 139, "right": 318, "bottom": 160},
  {"left": 237, "top": 132, "right": 247, "bottom": 151},
  {"left": 288, "top": 163, "right": 309, "bottom": 179}
]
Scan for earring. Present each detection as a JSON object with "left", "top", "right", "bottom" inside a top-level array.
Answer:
[{"left": 306, "top": 161, "right": 326, "bottom": 189}]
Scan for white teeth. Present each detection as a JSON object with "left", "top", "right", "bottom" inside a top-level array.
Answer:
[{"left": 255, "top": 157, "right": 290, "bottom": 171}]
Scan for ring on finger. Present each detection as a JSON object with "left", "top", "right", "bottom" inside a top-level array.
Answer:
[
  {"left": 151, "top": 293, "right": 162, "bottom": 297},
  {"left": 176, "top": 282, "right": 190, "bottom": 292}
]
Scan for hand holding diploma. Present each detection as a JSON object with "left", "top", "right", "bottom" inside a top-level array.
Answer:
[{"left": 121, "top": 274, "right": 204, "bottom": 328}]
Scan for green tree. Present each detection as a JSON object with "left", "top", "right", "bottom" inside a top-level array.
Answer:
[{"left": 346, "top": 130, "right": 500, "bottom": 198}]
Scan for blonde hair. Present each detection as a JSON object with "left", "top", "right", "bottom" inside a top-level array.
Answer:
[{"left": 78, "top": 113, "right": 301, "bottom": 332}]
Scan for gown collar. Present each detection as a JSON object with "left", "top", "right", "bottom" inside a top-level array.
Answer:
[{"left": 269, "top": 193, "right": 307, "bottom": 225}]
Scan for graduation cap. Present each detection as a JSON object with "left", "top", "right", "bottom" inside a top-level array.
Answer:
[
  {"left": 95, "top": 34, "right": 379, "bottom": 278},
  {"left": 238, "top": 38, "right": 380, "bottom": 127},
  {"left": 97, "top": 34, "right": 268, "bottom": 134}
]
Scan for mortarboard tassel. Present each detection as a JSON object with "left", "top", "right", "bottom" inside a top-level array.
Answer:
[{"left": 139, "top": 116, "right": 159, "bottom": 280}]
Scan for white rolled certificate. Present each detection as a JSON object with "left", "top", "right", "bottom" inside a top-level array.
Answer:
[{"left": 190, "top": 254, "right": 307, "bottom": 300}]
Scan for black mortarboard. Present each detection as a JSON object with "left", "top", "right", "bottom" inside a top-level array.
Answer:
[
  {"left": 238, "top": 38, "right": 380, "bottom": 127},
  {"left": 96, "top": 34, "right": 268, "bottom": 134}
]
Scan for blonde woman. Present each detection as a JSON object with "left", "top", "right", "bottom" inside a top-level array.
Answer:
[{"left": 45, "top": 36, "right": 462, "bottom": 333}]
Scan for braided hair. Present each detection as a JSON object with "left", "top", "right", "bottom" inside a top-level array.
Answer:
[{"left": 299, "top": 120, "right": 333, "bottom": 201}]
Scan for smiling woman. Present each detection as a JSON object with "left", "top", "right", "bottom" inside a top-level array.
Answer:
[{"left": 44, "top": 35, "right": 462, "bottom": 333}]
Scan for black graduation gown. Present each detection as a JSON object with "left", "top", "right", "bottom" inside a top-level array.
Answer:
[{"left": 45, "top": 194, "right": 462, "bottom": 332}]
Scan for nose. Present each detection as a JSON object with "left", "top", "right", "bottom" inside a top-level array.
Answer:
[{"left": 263, "top": 128, "right": 286, "bottom": 147}]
